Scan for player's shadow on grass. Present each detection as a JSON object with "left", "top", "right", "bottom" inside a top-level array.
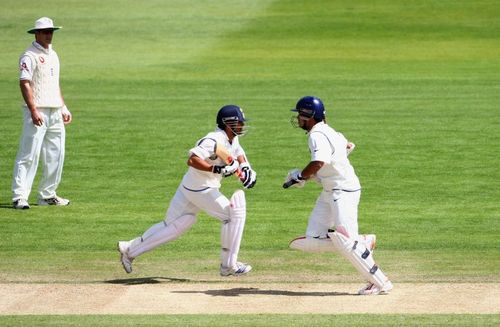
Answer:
[
  {"left": 104, "top": 277, "right": 191, "bottom": 285},
  {"left": 174, "top": 287, "right": 353, "bottom": 297}
]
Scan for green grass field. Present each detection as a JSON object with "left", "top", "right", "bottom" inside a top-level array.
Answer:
[{"left": 1, "top": 0, "right": 499, "bottom": 325}]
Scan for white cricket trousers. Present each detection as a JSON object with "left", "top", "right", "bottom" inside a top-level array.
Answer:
[
  {"left": 127, "top": 185, "right": 231, "bottom": 258},
  {"left": 306, "top": 189, "right": 361, "bottom": 239},
  {"left": 167, "top": 185, "right": 231, "bottom": 223},
  {"left": 12, "top": 107, "right": 65, "bottom": 201}
]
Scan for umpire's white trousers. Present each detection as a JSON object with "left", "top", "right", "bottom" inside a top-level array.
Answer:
[
  {"left": 306, "top": 189, "right": 360, "bottom": 239},
  {"left": 12, "top": 107, "right": 65, "bottom": 201}
]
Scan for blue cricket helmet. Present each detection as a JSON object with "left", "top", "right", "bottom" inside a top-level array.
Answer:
[
  {"left": 216, "top": 105, "right": 247, "bottom": 135},
  {"left": 292, "top": 96, "right": 325, "bottom": 121}
]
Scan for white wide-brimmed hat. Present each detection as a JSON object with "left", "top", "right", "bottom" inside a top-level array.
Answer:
[{"left": 27, "top": 17, "right": 62, "bottom": 34}]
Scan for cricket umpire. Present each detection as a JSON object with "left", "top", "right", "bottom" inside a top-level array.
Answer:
[
  {"left": 12, "top": 17, "right": 72, "bottom": 209},
  {"left": 118, "top": 105, "right": 257, "bottom": 276},
  {"left": 284, "top": 96, "right": 393, "bottom": 295}
]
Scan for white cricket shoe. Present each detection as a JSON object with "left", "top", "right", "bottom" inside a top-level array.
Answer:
[
  {"left": 37, "top": 195, "right": 70, "bottom": 206},
  {"left": 358, "top": 280, "right": 393, "bottom": 295},
  {"left": 220, "top": 262, "right": 252, "bottom": 277},
  {"left": 13, "top": 199, "right": 30, "bottom": 210},
  {"left": 117, "top": 241, "right": 134, "bottom": 273}
]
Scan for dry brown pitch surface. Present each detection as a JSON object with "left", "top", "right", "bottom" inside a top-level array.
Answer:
[{"left": 1, "top": 282, "right": 498, "bottom": 314}]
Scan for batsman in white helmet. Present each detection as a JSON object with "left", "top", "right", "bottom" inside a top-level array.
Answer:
[
  {"left": 284, "top": 96, "right": 393, "bottom": 295},
  {"left": 117, "top": 105, "right": 256, "bottom": 276}
]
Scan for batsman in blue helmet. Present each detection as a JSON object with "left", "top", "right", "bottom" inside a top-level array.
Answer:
[
  {"left": 284, "top": 95, "right": 393, "bottom": 296},
  {"left": 291, "top": 95, "right": 326, "bottom": 128},
  {"left": 117, "top": 104, "right": 256, "bottom": 277}
]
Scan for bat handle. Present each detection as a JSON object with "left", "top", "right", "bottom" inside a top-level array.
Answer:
[{"left": 283, "top": 179, "right": 298, "bottom": 189}]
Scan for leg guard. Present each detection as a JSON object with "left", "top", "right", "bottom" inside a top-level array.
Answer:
[
  {"left": 220, "top": 190, "right": 246, "bottom": 269},
  {"left": 328, "top": 231, "right": 389, "bottom": 288},
  {"left": 289, "top": 236, "right": 336, "bottom": 253},
  {"left": 128, "top": 214, "right": 196, "bottom": 258}
]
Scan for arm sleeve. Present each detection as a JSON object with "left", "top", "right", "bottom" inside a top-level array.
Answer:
[
  {"left": 189, "top": 137, "right": 217, "bottom": 160},
  {"left": 19, "top": 55, "right": 34, "bottom": 81},
  {"left": 309, "top": 132, "right": 333, "bottom": 163}
]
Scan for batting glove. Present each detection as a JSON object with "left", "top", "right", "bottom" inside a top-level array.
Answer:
[
  {"left": 283, "top": 169, "right": 305, "bottom": 189},
  {"left": 212, "top": 159, "right": 239, "bottom": 177},
  {"left": 239, "top": 162, "right": 257, "bottom": 188}
]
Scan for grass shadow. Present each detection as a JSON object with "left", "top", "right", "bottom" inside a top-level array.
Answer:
[{"left": 0, "top": 203, "right": 16, "bottom": 209}]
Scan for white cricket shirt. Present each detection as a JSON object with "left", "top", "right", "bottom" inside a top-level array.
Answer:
[
  {"left": 308, "top": 122, "right": 361, "bottom": 191},
  {"left": 181, "top": 128, "right": 245, "bottom": 190}
]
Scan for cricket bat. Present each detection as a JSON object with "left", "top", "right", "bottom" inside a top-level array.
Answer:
[{"left": 215, "top": 142, "right": 242, "bottom": 177}]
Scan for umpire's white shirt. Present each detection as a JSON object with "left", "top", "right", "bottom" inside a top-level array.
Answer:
[
  {"left": 308, "top": 122, "right": 361, "bottom": 191},
  {"left": 182, "top": 128, "right": 245, "bottom": 190}
]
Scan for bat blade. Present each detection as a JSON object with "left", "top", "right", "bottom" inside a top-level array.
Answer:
[{"left": 215, "top": 142, "right": 241, "bottom": 177}]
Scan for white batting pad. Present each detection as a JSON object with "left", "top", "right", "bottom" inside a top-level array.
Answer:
[
  {"left": 289, "top": 236, "right": 336, "bottom": 253},
  {"left": 128, "top": 214, "right": 196, "bottom": 258},
  {"left": 328, "top": 231, "right": 388, "bottom": 288},
  {"left": 221, "top": 190, "right": 246, "bottom": 269}
]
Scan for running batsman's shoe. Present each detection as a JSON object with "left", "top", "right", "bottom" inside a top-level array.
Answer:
[
  {"left": 220, "top": 262, "right": 252, "bottom": 276},
  {"left": 117, "top": 241, "right": 134, "bottom": 273},
  {"left": 358, "top": 280, "right": 393, "bottom": 295}
]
